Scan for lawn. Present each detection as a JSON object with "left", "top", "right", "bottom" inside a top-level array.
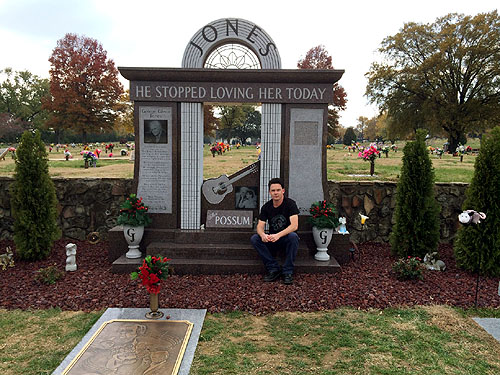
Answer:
[
  {"left": 1, "top": 306, "right": 499, "bottom": 375},
  {"left": 0, "top": 140, "right": 478, "bottom": 182}
]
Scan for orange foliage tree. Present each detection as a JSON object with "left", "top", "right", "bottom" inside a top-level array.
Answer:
[
  {"left": 44, "top": 33, "right": 123, "bottom": 143},
  {"left": 297, "top": 45, "right": 347, "bottom": 139}
]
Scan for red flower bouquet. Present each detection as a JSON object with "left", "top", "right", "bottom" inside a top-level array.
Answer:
[{"left": 130, "top": 255, "right": 171, "bottom": 294}]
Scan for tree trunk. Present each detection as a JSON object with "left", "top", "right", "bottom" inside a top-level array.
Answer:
[{"left": 447, "top": 130, "right": 466, "bottom": 155}]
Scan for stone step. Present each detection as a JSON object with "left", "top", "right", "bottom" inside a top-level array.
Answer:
[
  {"left": 146, "top": 242, "right": 314, "bottom": 260},
  {"left": 111, "top": 255, "right": 340, "bottom": 275}
]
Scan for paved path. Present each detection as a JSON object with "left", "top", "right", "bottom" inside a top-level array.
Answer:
[{"left": 473, "top": 318, "right": 500, "bottom": 342}]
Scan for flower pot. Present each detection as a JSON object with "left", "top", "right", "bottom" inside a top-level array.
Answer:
[
  {"left": 84, "top": 160, "right": 89, "bottom": 169},
  {"left": 370, "top": 161, "right": 375, "bottom": 176},
  {"left": 123, "top": 225, "right": 144, "bottom": 259},
  {"left": 312, "top": 226, "right": 333, "bottom": 261},
  {"left": 145, "top": 293, "right": 164, "bottom": 319}
]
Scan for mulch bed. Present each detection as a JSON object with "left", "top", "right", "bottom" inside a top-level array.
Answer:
[{"left": 1, "top": 239, "right": 499, "bottom": 314}]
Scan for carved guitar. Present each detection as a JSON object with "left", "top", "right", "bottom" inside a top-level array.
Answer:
[{"left": 202, "top": 164, "right": 259, "bottom": 205}]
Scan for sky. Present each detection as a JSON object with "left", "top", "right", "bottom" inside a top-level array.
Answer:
[{"left": 0, "top": 0, "right": 498, "bottom": 127}]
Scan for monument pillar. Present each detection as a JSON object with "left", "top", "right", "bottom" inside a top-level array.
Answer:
[
  {"left": 180, "top": 102, "right": 203, "bottom": 229},
  {"left": 259, "top": 103, "right": 282, "bottom": 208}
]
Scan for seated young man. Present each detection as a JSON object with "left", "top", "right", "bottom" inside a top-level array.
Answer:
[{"left": 250, "top": 178, "right": 299, "bottom": 285}]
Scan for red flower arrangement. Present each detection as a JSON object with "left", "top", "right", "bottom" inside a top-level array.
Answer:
[
  {"left": 130, "top": 255, "right": 171, "bottom": 294},
  {"left": 117, "top": 194, "right": 152, "bottom": 227},
  {"left": 308, "top": 200, "right": 339, "bottom": 229}
]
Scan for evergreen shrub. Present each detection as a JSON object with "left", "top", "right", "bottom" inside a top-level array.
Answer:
[
  {"left": 10, "top": 130, "right": 61, "bottom": 260},
  {"left": 454, "top": 127, "right": 500, "bottom": 277},
  {"left": 390, "top": 129, "right": 440, "bottom": 258},
  {"left": 343, "top": 127, "right": 357, "bottom": 145}
]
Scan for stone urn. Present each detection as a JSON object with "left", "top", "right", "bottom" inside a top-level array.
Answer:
[
  {"left": 123, "top": 225, "right": 144, "bottom": 259},
  {"left": 312, "top": 227, "right": 334, "bottom": 261}
]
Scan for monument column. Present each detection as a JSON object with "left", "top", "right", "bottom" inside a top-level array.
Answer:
[
  {"left": 180, "top": 102, "right": 204, "bottom": 229},
  {"left": 259, "top": 103, "right": 282, "bottom": 208}
]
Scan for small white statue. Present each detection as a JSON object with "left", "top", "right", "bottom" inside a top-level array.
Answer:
[
  {"left": 337, "top": 217, "right": 349, "bottom": 235},
  {"left": 424, "top": 252, "right": 446, "bottom": 271},
  {"left": 65, "top": 243, "right": 77, "bottom": 272}
]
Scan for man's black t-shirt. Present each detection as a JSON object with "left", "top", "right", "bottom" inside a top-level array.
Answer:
[{"left": 259, "top": 197, "right": 300, "bottom": 234}]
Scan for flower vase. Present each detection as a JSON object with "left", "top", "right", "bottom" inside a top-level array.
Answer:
[
  {"left": 84, "top": 160, "right": 89, "bottom": 169},
  {"left": 312, "top": 227, "right": 333, "bottom": 261},
  {"left": 145, "top": 293, "right": 164, "bottom": 319},
  {"left": 123, "top": 225, "right": 144, "bottom": 259},
  {"left": 370, "top": 161, "right": 375, "bottom": 176}
]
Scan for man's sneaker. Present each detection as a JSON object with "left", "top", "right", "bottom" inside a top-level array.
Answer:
[
  {"left": 283, "top": 274, "right": 293, "bottom": 285},
  {"left": 263, "top": 270, "right": 281, "bottom": 282}
]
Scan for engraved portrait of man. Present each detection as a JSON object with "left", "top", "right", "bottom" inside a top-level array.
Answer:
[{"left": 144, "top": 120, "right": 168, "bottom": 143}]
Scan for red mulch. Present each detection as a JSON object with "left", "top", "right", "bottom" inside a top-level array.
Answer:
[{"left": 0, "top": 239, "right": 499, "bottom": 314}]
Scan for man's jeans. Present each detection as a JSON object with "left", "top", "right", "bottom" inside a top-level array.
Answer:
[{"left": 250, "top": 232, "right": 299, "bottom": 275}]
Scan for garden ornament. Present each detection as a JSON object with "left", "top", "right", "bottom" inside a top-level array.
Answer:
[
  {"left": 423, "top": 252, "right": 446, "bottom": 271},
  {"left": 458, "top": 210, "right": 486, "bottom": 225},
  {"left": 359, "top": 213, "right": 369, "bottom": 225},
  {"left": 0, "top": 246, "right": 14, "bottom": 270},
  {"left": 337, "top": 217, "right": 349, "bottom": 234},
  {"left": 65, "top": 243, "right": 77, "bottom": 272}
]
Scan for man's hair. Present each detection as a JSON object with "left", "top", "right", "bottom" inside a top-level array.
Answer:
[{"left": 268, "top": 177, "right": 284, "bottom": 189}]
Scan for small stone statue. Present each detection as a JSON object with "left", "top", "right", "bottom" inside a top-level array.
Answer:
[
  {"left": 0, "top": 246, "right": 14, "bottom": 271},
  {"left": 424, "top": 252, "right": 446, "bottom": 271},
  {"left": 65, "top": 243, "right": 77, "bottom": 272},
  {"left": 337, "top": 217, "right": 349, "bottom": 235}
]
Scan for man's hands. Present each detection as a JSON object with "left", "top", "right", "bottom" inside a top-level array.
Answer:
[{"left": 260, "top": 233, "right": 281, "bottom": 243}]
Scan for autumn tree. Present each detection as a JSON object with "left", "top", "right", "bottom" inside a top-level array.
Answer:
[
  {"left": 204, "top": 105, "right": 220, "bottom": 138},
  {"left": 113, "top": 91, "right": 134, "bottom": 138},
  {"left": 366, "top": 11, "right": 500, "bottom": 153},
  {"left": 0, "top": 68, "right": 50, "bottom": 130},
  {"left": 297, "top": 45, "right": 347, "bottom": 138},
  {"left": 44, "top": 33, "right": 123, "bottom": 143}
]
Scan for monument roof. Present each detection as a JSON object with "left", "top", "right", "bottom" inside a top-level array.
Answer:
[{"left": 119, "top": 67, "right": 344, "bottom": 85}]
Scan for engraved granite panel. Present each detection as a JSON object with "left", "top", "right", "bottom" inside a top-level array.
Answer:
[
  {"left": 138, "top": 106, "right": 173, "bottom": 213},
  {"left": 289, "top": 108, "right": 324, "bottom": 215}
]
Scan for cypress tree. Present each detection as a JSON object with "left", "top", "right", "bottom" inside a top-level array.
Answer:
[
  {"left": 343, "top": 127, "right": 357, "bottom": 145},
  {"left": 11, "top": 130, "right": 61, "bottom": 260},
  {"left": 390, "top": 129, "right": 440, "bottom": 258},
  {"left": 454, "top": 127, "right": 500, "bottom": 277}
]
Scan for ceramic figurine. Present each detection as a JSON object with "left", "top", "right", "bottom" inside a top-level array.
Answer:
[{"left": 65, "top": 243, "right": 77, "bottom": 272}]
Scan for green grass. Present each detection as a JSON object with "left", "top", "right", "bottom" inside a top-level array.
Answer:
[
  {"left": 190, "top": 306, "right": 500, "bottom": 375},
  {"left": 0, "top": 308, "right": 102, "bottom": 375},
  {"left": 0, "top": 306, "right": 498, "bottom": 375}
]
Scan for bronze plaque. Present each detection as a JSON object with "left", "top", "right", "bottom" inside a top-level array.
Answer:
[{"left": 62, "top": 319, "right": 193, "bottom": 375}]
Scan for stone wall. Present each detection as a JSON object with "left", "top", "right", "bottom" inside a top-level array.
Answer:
[
  {"left": 0, "top": 177, "right": 467, "bottom": 243},
  {"left": 0, "top": 177, "right": 133, "bottom": 241},
  {"left": 327, "top": 181, "right": 468, "bottom": 243}
]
